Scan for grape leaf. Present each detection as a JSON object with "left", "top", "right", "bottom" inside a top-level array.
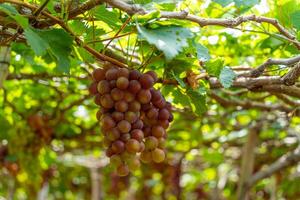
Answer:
[
  {"left": 204, "top": 58, "right": 224, "bottom": 77},
  {"left": 24, "top": 28, "right": 49, "bottom": 56},
  {"left": 213, "top": 0, "right": 233, "bottom": 7},
  {"left": 234, "top": 0, "right": 259, "bottom": 8},
  {"left": 171, "top": 70, "right": 186, "bottom": 88},
  {"left": 219, "top": 67, "right": 236, "bottom": 88},
  {"left": 187, "top": 88, "right": 207, "bottom": 115},
  {"left": 291, "top": 10, "right": 300, "bottom": 30},
  {"left": 196, "top": 44, "right": 210, "bottom": 62},
  {"left": 36, "top": 29, "right": 73, "bottom": 73},
  {"left": 94, "top": 5, "right": 122, "bottom": 28},
  {"left": 137, "top": 25, "right": 194, "bottom": 60}
]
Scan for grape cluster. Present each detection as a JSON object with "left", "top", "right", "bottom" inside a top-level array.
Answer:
[{"left": 89, "top": 63, "right": 173, "bottom": 176}]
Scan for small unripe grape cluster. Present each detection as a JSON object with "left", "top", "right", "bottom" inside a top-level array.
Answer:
[{"left": 89, "top": 63, "right": 173, "bottom": 176}]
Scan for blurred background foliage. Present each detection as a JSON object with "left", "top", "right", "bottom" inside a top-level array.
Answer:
[{"left": 0, "top": 0, "right": 300, "bottom": 199}]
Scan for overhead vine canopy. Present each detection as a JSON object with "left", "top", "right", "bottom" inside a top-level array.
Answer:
[{"left": 0, "top": 0, "right": 300, "bottom": 199}]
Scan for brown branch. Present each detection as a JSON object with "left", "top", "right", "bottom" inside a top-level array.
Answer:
[
  {"left": 258, "top": 85, "right": 300, "bottom": 99},
  {"left": 274, "top": 93, "right": 300, "bottom": 107},
  {"left": 6, "top": 73, "right": 87, "bottom": 80},
  {"left": 210, "top": 92, "right": 292, "bottom": 113},
  {"left": 249, "top": 55, "right": 300, "bottom": 77},
  {"left": 246, "top": 147, "right": 300, "bottom": 188},
  {"left": 282, "top": 61, "right": 300, "bottom": 86}
]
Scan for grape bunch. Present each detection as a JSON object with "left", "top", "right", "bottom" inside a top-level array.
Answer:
[{"left": 89, "top": 63, "right": 173, "bottom": 176}]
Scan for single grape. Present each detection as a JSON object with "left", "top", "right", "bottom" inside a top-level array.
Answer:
[
  {"left": 117, "top": 164, "right": 129, "bottom": 176},
  {"left": 147, "top": 108, "right": 159, "bottom": 119},
  {"left": 111, "top": 140, "right": 125, "bottom": 154},
  {"left": 137, "top": 89, "right": 151, "bottom": 104},
  {"left": 139, "top": 74, "right": 154, "bottom": 89},
  {"left": 120, "top": 133, "right": 131, "bottom": 142},
  {"left": 117, "top": 68, "right": 129, "bottom": 78},
  {"left": 129, "top": 70, "right": 141, "bottom": 80},
  {"left": 115, "top": 100, "right": 128, "bottom": 112},
  {"left": 116, "top": 77, "right": 129, "bottom": 90},
  {"left": 125, "top": 111, "right": 138, "bottom": 124},
  {"left": 124, "top": 91, "right": 135, "bottom": 102},
  {"left": 158, "top": 108, "right": 170, "bottom": 120},
  {"left": 125, "top": 139, "right": 141, "bottom": 153},
  {"left": 128, "top": 101, "right": 141, "bottom": 112},
  {"left": 112, "top": 111, "right": 124, "bottom": 122},
  {"left": 89, "top": 82, "right": 98, "bottom": 95},
  {"left": 100, "top": 94, "right": 114, "bottom": 109},
  {"left": 158, "top": 120, "right": 169, "bottom": 129},
  {"left": 150, "top": 89, "right": 162, "bottom": 102},
  {"left": 140, "top": 151, "right": 152, "bottom": 163},
  {"left": 131, "top": 129, "right": 144, "bottom": 142},
  {"left": 145, "top": 136, "right": 158, "bottom": 150},
  {"left": 152, "top": 125, "right": 165, "bottom": 138},
  {"left": 92, "top": 68, "right": 106, "bottom": 82},
  {"left": 117, "top": 120, "right": 131, "bottom": 133},
  {"left": 111, "top": 88, "right": 124, "bottom": 101},
  {"left": 146, "top": 71, "right": 158, "bottom": 82},
  {"left": 132, "top": 120, "right": 144, "bottom": 129},
  {"left": 151, "top": 148, "right": 165, "bottom": 163},
  {"left": 100, "top": 115, "right": 116, "bottom": 130},
  {"left": 106, "top": 128, "right": 120, "bottom": 141},
  {"left": 128, "top": 80, "right": 141, "bottom": 94},
  {"left": 97, "top": 80, "right": 110, "bottom": 94},
  {"left": 105, "top": 68, "right": 118, "bottom": 80},
  {"left": 152, "top": 97, "right": 166, "bottom": 109}
]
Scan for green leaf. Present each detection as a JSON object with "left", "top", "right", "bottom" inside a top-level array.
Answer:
[
  {"left": 260, "top": 36, "right": 285, "bottom": 51},
  {"left": 0, "top": 4, "right": 28, "bottom": 28},
  {"left": 94, "top": 5, "right": 121, "bottom": 28},
  {"left": 187, "top": 88, "right": 207, "bottom": 115},
  {"left": 24, "top": 28, "right": 49, "bottom": 56},
  {"left": 204, "top": 58, "right": 224, "bottom": 77},
  {"left": 219, "top": 67, "right": 236, "bottom": 88},
  {"left": 24, "top": 28, "right": 73, "bottom": 72},
  {"left": 275, "top": 0, "right": 299, "bottom": 27},
  {"left": 134, "top": 10, "right": 161, "bottom": 23},
  {"left": 172, "top": 88, "right": 191, "bottom": 107},
  {"left": 234, "top": 0, "right": 259, "bottom": 8},
  {"left": 165, "top": 56, "right": 197, "bottom": 75},
  {"left": 291, "top": 10, "right": 300, "bottom": 30},
  {"left": 0, "top": 4, "right": 18, "bottom": 14},
  {"left": 213, "top": 0, "right": 233, "bottom": 7},
  {"left": 171, "top": 70, "right": 186, "bottom": 88},
  {"left": 36, "top": 29, "right": 73, "bottom": 73},
  {"left": 137, "top": 25, "right": 194, "bottom": 60},
  {"left": 196, "top": 44, "right": 210, "bottom": 62}
]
